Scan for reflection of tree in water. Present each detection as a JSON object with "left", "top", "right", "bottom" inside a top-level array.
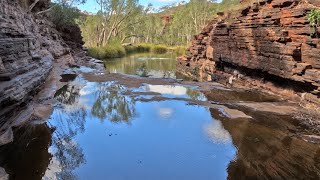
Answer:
[
  {"left": 91, "top": 82, "right": 136, "bottom": 123},
  {"left": 47, "top": 83, "right": 88, "bottom": 180},
  {"left": 208, "top": 108, "right": 320, "bottom": 180},
  {"left": 49, "top": 108, "right": 87, "bottom": 180},
  {"left": 162, "top": 70, "right": 173, "bottom": 78},
  {"left": 105, "top": 53, "right": 176, "bottom": 78},
  {"left": 186, "top": 88, "right": 206, "bottom": 101},
  {"left": 136, "top": 63, "right": 149, "bottom": 77},
  {"left": 54, "top": 85, "right": 81, "bottom": 105}
]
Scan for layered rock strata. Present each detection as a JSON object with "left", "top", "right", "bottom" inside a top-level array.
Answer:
[
  {"left": 177, "top": 0, "right": 320, "bottom": 102},
  {"left": 0, "top": 0, "right": 86, "bottom": 145}
]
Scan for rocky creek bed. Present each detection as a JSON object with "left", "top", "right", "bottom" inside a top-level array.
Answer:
[{"left": 0, "top": 54, "right": 319, "bottom": 179}]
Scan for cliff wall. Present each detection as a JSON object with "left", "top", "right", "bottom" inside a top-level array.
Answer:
[
  {"left": 177, "top": 0, "right": 320, "bottom": 102},
  {"left": 0, "top": 0, "right": 83, "bottom": 143}
]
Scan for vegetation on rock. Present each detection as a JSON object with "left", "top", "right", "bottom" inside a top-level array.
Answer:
[{"left": 308, "top": 8, "right": 320, "bottom": 37}]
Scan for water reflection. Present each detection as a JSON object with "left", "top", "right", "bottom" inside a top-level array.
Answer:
[
  {"left": 144, "top": 84, "right": 207, "bottom": 101},
  {"left": 1, "top": 69, "right": 319, "bottom": 180},
  {"left": 48, "top": 108, "right": 87, "bottom": 180},
  {"left": 60, "top": 74, "right": 77, "bottom": 82},
  {"left": 209, "top": 107, "right": 320, "bottom": 179},
  {"left": 91, "top": 82, "right": 136, "bottom": 123},
  {"left": 104, "top": 53, "right": 176, "bottom": 78},
  {"left": 54, "top": 83, "right": 82, "bottom": 105},
  {"left": 204, "top": 121, "right": 232, "bottom": 144},
  {"left": 48, "top": 77, "right": 237, "bottom": 179},
  {"left": 0, "top": 124, "right": 52, "bottom": 180}
]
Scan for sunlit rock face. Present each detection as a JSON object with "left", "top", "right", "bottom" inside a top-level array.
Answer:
[{"left": 177, "top": 0, "right": 320, "bottom": 102}]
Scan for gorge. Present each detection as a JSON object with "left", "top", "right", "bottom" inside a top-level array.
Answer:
[{"left": 0, "top": 0, "right": 319, "bottom": 179}]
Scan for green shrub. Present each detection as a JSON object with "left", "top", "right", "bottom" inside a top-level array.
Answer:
[
  {"left": 88, "top": 45, "right": 126, "bottom": 59},
  {"left": 151, "top": 45, "right": 168, "bottom": 54},
  {"left": 49, "top": 4, "right": 82, "bottom": 29},
  {"left": 308, "top": 9, "right": 320, "bottom": 27},
  {"left": 124, "top": 45, "right": 136, "bottom": 54},
  {"left": 88, "top": 47, "right": 104, "bottom": 59},
  {"left": 88, "top": 43, "right": 181, "bottom": 59},
  {"left": 123, "top": 43, "right": 152, "bottom": 54},
  {"left": 136, "top": 43, "right": 152, "bottom": 52},
  {"left": 172, "top": 46, "right": 187, "bottom": 56},
  {"left": 308, "top": 9, "right": 320, "bottom": 37}
]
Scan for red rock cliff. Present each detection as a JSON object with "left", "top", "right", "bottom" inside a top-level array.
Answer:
[{"left": 177, "top": 0, "right": 320, "bottom": 101}]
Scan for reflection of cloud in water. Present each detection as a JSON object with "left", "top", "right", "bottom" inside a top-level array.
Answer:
[
  {"left": 145, "top": 85, "right": 187, "bottom": 96},
  {"left": 158, "top": 108, "right": 174, "bottom": 119},
  {"left": 79, "top": 88, "right": 92, "bottom": 96},
  {"left": 204, "top": 121, "right": 232, "bottom": 144},
  {"left": 43, "top": 156, "right": 62, "bottom": 180}
]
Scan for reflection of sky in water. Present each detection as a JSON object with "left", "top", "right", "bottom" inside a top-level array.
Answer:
[
  {"left": 144, "top": 84, "right": 207, "bottom": 101},
  {"left": 43, "top": 78, "right": 236, "bottom": 180},
  {"left": 204, "top": 121, "right": 232, "bottom": 144}
]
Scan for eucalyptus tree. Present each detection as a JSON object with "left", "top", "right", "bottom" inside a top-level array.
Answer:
[{"left": 95, "top": 0, "right": 144, "bottom": 46}]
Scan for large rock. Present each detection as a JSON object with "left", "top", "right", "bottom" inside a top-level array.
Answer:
[
  {"left": 177, "top": 0, "right": 320, "bottom": 98},
  {"left": 0, "top": 0, "right": 83, "bottom": 145}
]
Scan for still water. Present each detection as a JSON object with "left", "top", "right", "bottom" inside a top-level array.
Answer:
[
  {"left": 0, "top": 53, "right": 319, "bottom": 180},
  {"left": 104, "top": 53, "right": 177, "bottom": 78}
]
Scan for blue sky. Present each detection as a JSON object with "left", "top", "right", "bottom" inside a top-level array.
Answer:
[{"left": 77, "top": 0, "right": 186, "bottom": 13}]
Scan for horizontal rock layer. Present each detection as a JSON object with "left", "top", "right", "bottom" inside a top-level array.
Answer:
[
  {"left": 0, "top": 0, "right": 74, "bottom": 135},
  {"left": 178, "top": 0, "right": 320, "bottom": 99}
]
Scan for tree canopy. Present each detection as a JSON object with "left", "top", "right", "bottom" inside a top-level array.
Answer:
[{"left": 79, "top": 0, "right": 219, "bottom": 47}]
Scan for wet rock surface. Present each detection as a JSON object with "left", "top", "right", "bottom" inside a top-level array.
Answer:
[{"left": 0, "top": 68, "right": 319, "bottom": 179}]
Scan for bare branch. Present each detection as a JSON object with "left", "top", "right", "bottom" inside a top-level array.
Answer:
[
  {"left": 36, "top": 4, "right": 57, "bottom": 15},
  {"left": 29, "top": 0, "right": 40, "bottom": 12}
]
